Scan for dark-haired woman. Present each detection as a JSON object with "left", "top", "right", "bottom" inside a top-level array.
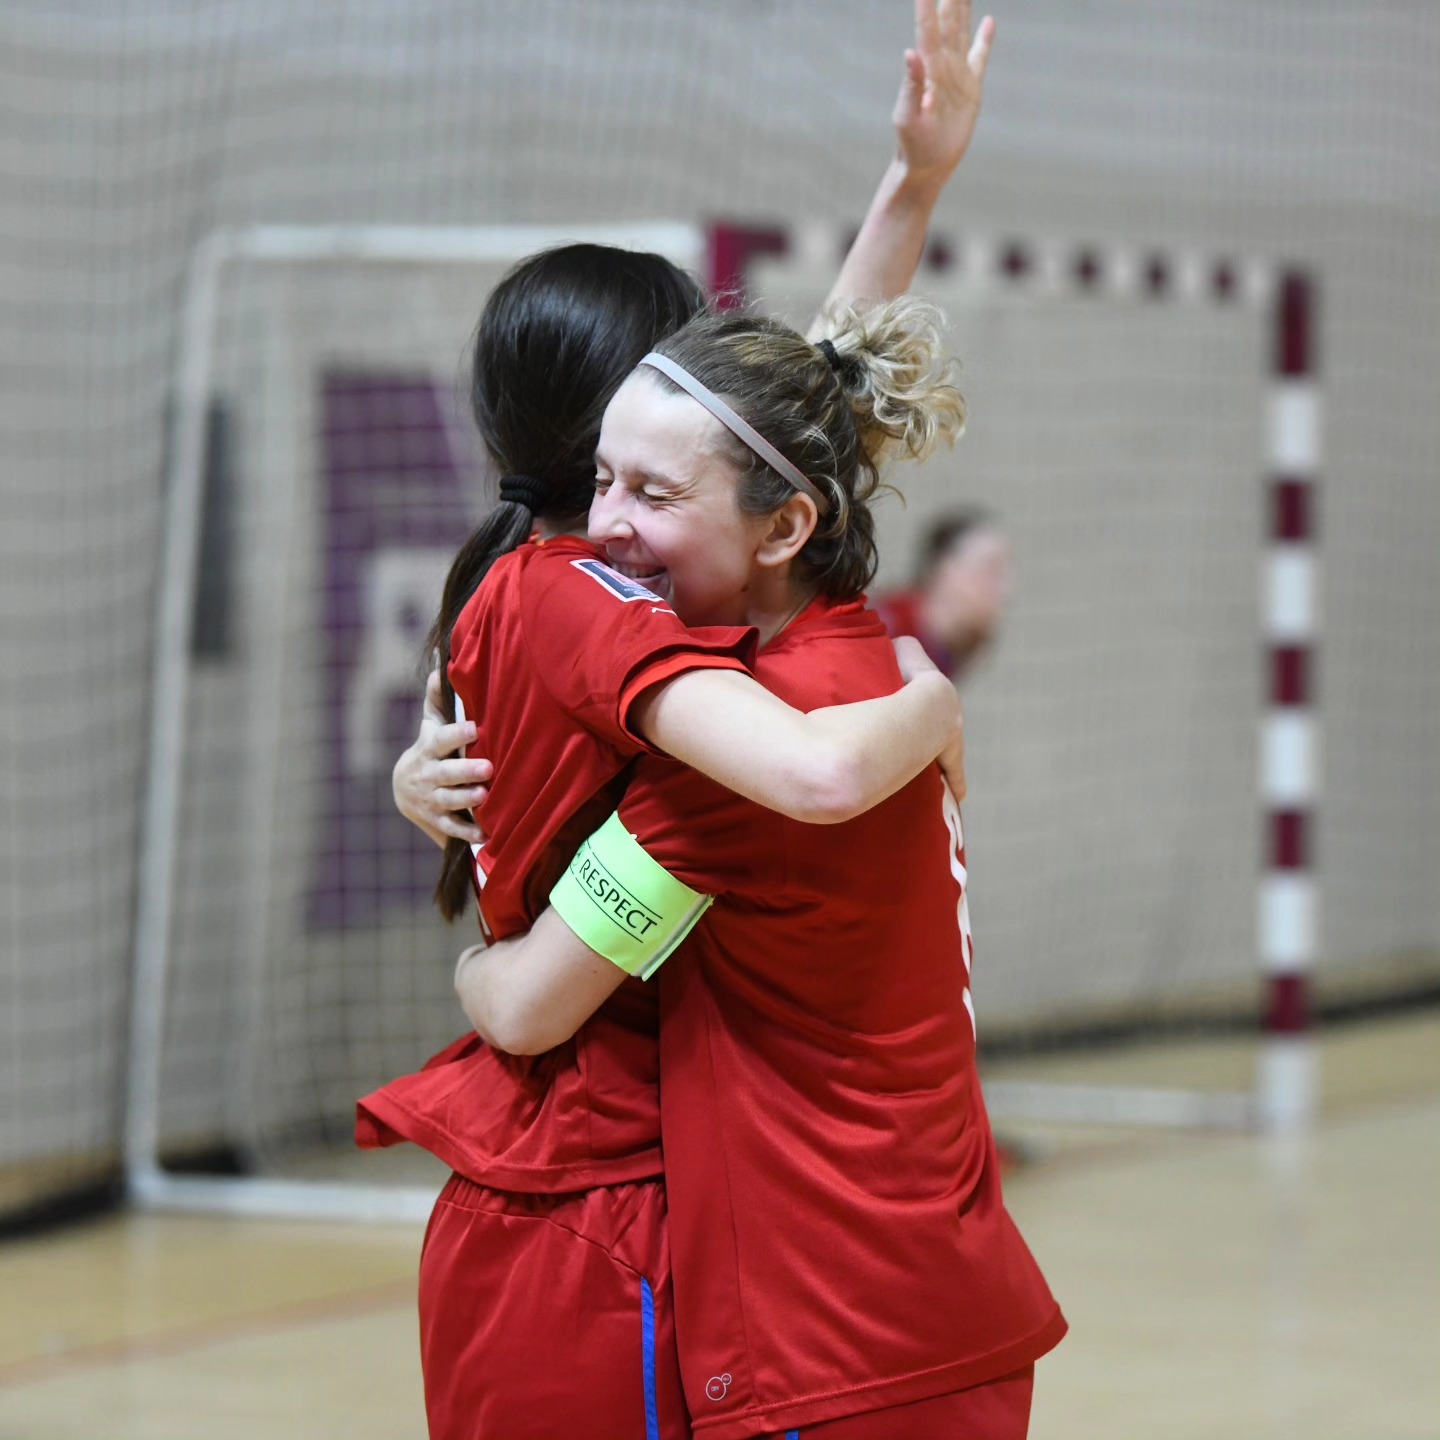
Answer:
[{"left": 465, "top": 297, "right": 1063, "bottom": 1440}]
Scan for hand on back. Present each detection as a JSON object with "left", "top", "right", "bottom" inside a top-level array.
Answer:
[
  {"left": 892, "top": 636, "right": 966, "bottom": 803},
  {"left": 391, "top": 668, "right": 493, "bottom": 847}
]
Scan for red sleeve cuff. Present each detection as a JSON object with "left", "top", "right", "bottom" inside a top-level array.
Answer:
[{"left": 617, "top": 628, "right": 758, "bottom": 751}]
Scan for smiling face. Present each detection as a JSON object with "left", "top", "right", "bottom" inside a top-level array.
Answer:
[{"left": 589, "top": 371, "right": 778, "bottom": 627}]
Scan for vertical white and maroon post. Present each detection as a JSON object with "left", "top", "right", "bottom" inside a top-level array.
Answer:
[
  {"left": 1259, "top": 269, "right": 1321, "bottom": 1133},
  {"left": 709, "top": 222, "right": 1323, "bottom": 1131}
]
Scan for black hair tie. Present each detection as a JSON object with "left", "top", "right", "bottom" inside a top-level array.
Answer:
[
  {"left": 818, "top": 337, "right": 862, "bottom": 389},
  {"left": 498, "top": 474, "right": 549, "bottom": 511}
]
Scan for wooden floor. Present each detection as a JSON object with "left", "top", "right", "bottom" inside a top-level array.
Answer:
[{"left": 2, "top": 1011, "right": 1437, "bottom": 1440}]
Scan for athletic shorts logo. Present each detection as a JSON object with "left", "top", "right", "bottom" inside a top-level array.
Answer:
[
  {"left": 571, "top": 557, "right": 662, "bottom": 604},
  {"left": 705, "top": 1373, "right": 733, "bottom": 1402}
]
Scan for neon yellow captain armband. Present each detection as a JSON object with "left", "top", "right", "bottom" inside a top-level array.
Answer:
[{"left": 548, "top": 812, "right": 712, "bottom": 981}]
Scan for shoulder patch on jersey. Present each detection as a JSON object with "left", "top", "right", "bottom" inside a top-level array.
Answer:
[{"left": 571, "top": 557, "right": 663, "bottom": 605}]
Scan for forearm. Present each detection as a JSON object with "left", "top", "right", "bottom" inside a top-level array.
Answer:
[
  {"left": 454, "top": 910, "right": 624, "bottom": 1055},
  {"left": 637, "top": 667, "right": 955, "bottom": 824},
  {"left": 813, "top": 1, "right": 993, "bottom": 327},
  {"left": 803, "top": 669, "right": 957, "bottom": 817},
  {"left": 454, "top": 944, "right": 520, "bottom": 1048},
  {"left": 817, "top": 157, "right": 949, "bottom": 317}
]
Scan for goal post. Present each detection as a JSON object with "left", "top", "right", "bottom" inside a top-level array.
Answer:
[
  {"left": 125, "top": 219, "right": 1321, "bottom": 1224},
  {"left": 735, "top": 225, "right": 1322, "bottom": 1134},
  {"left": 125, "top": 223, "right": 707, "bottom": 1220}
]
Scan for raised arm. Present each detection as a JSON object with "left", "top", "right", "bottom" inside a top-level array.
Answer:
[
  {"left": 630, "top": 656, "right": 960, "bottom": 825},
  {"left": 815, "top": 0, "right": 994, "bottom": 320}
]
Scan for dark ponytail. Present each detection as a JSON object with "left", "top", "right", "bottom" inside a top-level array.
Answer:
[
  {"left": 427, "top": 243, "right": 705, "bottom": 920},
  {"left": 424, "top": 494, "right": 535, "bottom": 921}
]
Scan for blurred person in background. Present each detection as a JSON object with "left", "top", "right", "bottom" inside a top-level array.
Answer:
[
  {"left": 877, "top": 505, "right": 1033, "bottom": 1174},
  {"left": 873, "top": 505, "right": 1013, "bottom": 683}
]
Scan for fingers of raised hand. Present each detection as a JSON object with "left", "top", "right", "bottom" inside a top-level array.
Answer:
[
  {"left": 434, "top": 783, "right": 489, "bottom": 814},
  {"left": 937, "top": 0, "right": 966, "bottom": 54},
  {"left": 968, "top": 14, "right": 995, "bottom": 79},
  {"left": 423, "top": 755, "right": 490, "bottom": 829},
  {"left": 894, "top": 46, "right": 925, "bottom": 123},
  {"left": 914, "top": 0, "right": 941, "bottom": 57},
  {"left": 434, "top": 756, "right": 493, "bottom": 787},
  {"left": 423, "top": 667, "right": 446, "bottom": 717}
]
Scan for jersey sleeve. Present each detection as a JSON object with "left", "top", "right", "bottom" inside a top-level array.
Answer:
[
  {"left": 523, "top": 555, "right": 757, "bottom": 754},
  {"left": 615, "top": 755, "right": 765, "bottom": 900}
]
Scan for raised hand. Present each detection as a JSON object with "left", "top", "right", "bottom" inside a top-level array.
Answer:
[
  {"left": 893, "top": 0, "right": 996, "bottom": 196},
  {"left": 815, "top": 1, "right": 996, "bottom": 316}
]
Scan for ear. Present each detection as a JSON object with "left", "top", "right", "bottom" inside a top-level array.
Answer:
[{"left": 754, "top": 493, "right": 819, "bottom": 571}]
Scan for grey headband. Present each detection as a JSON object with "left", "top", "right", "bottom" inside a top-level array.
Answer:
[{"left": 638, "top": 352, "right": 832, "bottom": 517}]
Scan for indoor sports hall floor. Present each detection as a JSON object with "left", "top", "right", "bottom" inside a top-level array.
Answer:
[{"left": 2, "top": 1009, "right": 1436, "bottom": 1440}]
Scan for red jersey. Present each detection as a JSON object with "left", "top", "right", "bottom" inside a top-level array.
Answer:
[
  {"left": 617, "top": 596, "right": 1065, "bottom": 1439},
  {"left": 356, "top": 535, "right": 754, "bottom": 1191}
]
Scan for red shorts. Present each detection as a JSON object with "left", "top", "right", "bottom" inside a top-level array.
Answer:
[
  {"left": 760, "top": 1366, "right": 1034, "bottom": 1440},
  {"left": 419, "top": 1173, "right": 689, "bottom": 1440}
]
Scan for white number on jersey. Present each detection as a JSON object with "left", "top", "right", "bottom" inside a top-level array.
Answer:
[{"left": 941, "top": 784, "right": 976, "bottom": 1038}]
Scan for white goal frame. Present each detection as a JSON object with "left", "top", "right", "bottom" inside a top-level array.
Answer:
[
  {"left": 729, "top": 222, "right": 1322, "bottom": 1137},
  {"left": 124, "top": 223, "right": 707, "bottom": 1222},
  {"left": 125, "top": 222, "right": 1320, "bottom": 1224}
]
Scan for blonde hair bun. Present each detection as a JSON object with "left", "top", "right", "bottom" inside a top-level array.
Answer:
[{"left": 819, "top": 295, "right": 965, "bottom": 467}]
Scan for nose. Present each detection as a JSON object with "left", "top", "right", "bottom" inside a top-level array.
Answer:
[{"left": 587, "top": 484, "right": 632, "bottom": 545}]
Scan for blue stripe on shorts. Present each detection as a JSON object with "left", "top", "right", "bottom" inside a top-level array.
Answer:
[{"left": 641, "top": 1277, "right": 660, "bottom": 1440}]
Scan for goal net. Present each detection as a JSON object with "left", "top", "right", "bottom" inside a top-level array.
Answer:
[
  {"left": 124, "top": 220, "right": 1306, "bottom": 1219},
  {"left": 751, "top": 231, "right": 1297, "bottom": 1131},
  {"left": 126, "top": 225, "right": 705, "bottom": 1218},
  {"left": 6, "top": 2, "right": 1439, "bottom": 1238}
]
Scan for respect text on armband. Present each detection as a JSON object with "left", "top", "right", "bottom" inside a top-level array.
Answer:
[{"left": 574, "top": 852, "right": 661, "bottom": 939}]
